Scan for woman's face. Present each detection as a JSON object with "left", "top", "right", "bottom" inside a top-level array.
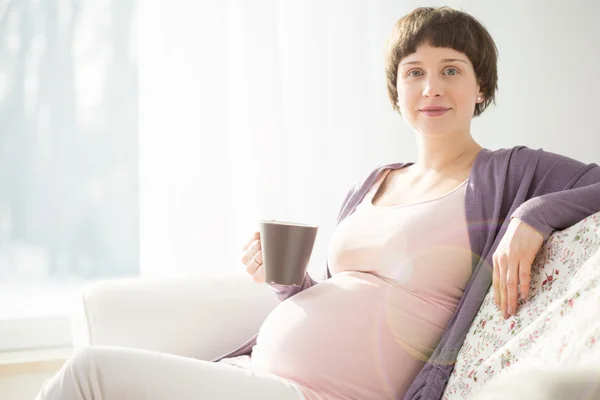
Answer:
[{"left": 396, "top": 43, "right": 483, "bottom": 137}]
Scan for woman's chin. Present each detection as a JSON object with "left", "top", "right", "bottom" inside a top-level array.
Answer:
[{"left": 414, "top": 128, "right": 455, "bottom": 138}]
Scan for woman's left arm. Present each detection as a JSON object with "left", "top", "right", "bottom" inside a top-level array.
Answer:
[
  {"left": 493, "top": 158, "right": 600, "bottom": 319},
  {"left": 511, "top": 164, "right": 600, "bottom": 239}
]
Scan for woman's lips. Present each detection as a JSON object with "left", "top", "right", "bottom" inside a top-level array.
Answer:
[{"left": 419, "top": 108, "right": 449, "bottom": 117}]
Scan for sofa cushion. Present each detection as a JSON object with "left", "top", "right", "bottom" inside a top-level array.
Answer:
[{"left": 443, "top": 212, "right": 600, "bottom": 399}]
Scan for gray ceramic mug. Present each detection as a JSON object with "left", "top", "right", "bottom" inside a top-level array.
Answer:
[{"left": 259, "top": 220, "right": 319, "bottom": 286}]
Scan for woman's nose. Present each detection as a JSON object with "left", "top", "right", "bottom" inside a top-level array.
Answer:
[{"left": 422, "top": 76, "right": 445, "bottom": 98}]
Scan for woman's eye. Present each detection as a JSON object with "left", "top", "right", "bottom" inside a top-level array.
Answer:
[
  {"left": 444, "top": 68, "right": 459, "bottom": 76},
  {"left": 408, "top": 70, "right": 423, "bottom": 77}
]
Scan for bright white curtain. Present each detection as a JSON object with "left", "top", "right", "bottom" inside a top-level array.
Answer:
[{"left": 137, "top": 0, "right": 412, "bottom": 278}]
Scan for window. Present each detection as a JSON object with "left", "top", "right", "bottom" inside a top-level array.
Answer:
[{"left": 0, "top": 0, "right": 138, "bottom": 350}]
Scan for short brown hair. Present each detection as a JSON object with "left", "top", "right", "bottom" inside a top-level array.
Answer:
[{"left": 385, "top": 7, "right": 498, "bottom": 117}]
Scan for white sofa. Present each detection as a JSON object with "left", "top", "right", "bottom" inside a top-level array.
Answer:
[
  {"left": 71, "top": 274, "right": 278, "bottom": 362},
  {"left": 71, "top": 212, "right": 600, "bottom": 399}
]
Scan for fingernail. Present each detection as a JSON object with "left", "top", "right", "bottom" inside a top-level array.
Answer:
[{"left": 508, "top": 306, "right": 513, "bottom": 315}]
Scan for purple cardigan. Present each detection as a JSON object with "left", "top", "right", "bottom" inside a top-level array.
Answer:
[{"left": 214, "top": 146, "right": 600, "bottom": 399}]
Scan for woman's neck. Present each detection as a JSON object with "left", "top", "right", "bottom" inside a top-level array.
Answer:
[{"left": 413, "top": 133, "right": 482, "bottom": 173}]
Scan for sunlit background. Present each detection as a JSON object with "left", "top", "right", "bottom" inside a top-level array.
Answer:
[{"left": 1, "top": 0, "right": 599, "bottom": 359}]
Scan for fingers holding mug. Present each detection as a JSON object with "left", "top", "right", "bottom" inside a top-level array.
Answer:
[
  {"left": 246, "top": 248, "right": 263, "bottom": 273},
  {"left": 246, "top": 250, "right": 265, "bottom": 283},
  {"left": 241, "top": 239, "right": 260, "bottom": 266},
  {"left": 252, "top": 263, "right": 265, "bottom": 284}
]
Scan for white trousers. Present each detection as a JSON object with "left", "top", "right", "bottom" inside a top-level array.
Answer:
[{"left": 35, "top": 346, "right": 304, "bottom": 400}]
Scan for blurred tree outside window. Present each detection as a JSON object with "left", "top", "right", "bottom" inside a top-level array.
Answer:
[{"left": 0, "top": 0, "right": 138, "bottom": 320}]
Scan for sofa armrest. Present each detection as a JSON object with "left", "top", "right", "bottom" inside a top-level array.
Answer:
[{"left": 70, "top": 274, "right": 278, "bottom": 361}]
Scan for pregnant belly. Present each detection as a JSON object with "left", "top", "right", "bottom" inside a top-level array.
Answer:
[{"left": 251, "top": 271, "right": 453, "bottom": 399}]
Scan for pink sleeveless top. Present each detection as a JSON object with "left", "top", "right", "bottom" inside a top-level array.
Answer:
[{"left": 251, "top": 169, "right": 473, "bottom": 399}]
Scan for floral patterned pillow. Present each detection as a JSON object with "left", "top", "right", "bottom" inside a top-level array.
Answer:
[{"left": 443, "top": 212, "right": 600, "bottom": 399}]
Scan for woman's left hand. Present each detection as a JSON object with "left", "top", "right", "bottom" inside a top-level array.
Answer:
[{"left": 492, "top": 217, "right": 545, "bottom": 319}]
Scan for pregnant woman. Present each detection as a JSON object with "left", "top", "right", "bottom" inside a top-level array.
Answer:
[{"left": 36, "top": 6, "right": 600, "bottom": 400}]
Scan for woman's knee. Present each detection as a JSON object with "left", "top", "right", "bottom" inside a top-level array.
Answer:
[
  {"left": 62, "top": 346, "right": 107, "bottom": 389},
  {"left": 67, "top": 346, "right": 98, "bottom": 372},
  {"left": 36, "top": 347, "right": 100, "bottom": 400}
]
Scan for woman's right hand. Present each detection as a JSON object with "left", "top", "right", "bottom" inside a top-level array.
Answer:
[{"left": 241, "top": 231, "right": 265, "bottom": 284}]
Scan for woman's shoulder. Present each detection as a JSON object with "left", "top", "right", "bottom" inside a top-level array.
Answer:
[
  {"left": 475, "top": 145, "right": 598, "bottom": 188},
  {"left": 481, "top": 145, "right": 594, "bottom": 170},
  {"left": 476, "top": 145, "right": 538, "bottom": 165}
]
